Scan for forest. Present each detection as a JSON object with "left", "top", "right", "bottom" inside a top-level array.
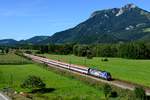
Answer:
[{"left": 1, "top": 42, "right": 149, "bottom": 59}]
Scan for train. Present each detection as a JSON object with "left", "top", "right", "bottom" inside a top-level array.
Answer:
[{"left": 24, "top": 53, "right": 112, "bottom": 81}]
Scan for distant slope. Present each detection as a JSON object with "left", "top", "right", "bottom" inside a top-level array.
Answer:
[
  {"left": 20, "top": 36, "right": 50, "bottom": 45},
  {"left": 48, "top": 4, "right": 150, "bottom": 44},
  {"left": 0, "top": 36, "right": 50, "bottom": 46},
  {"left": 0, "top": 39, "right": 18, "bottom": 46}
]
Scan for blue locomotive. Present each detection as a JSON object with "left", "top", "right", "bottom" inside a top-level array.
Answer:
[{"left": 88, "top": 68, "right": 112, "bottom": 80}]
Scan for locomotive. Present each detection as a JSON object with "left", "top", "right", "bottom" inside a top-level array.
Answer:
[{"left": 88, "top": 68, "right": 112, "bottom": 80}]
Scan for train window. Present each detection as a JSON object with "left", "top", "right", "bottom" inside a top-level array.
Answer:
[{"left": 107, "top": 73, "right": 111, "bottom": 76}]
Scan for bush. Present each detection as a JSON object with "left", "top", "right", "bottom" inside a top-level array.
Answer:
[
  {"left": 110, "top": 91, "right": 118, "bottom": 97},
  {"left": 101, "top": 58, "right": 108, "bottom": 62},
  {"left": 36, "top": 51, "right": 42, "bottom": 54},
  {"left": 25, "top": 51, "right": 32, "bottom": 54},
  {"left": 134, "top": 86, "right": 146, "bottom": 100},
  {"left": 87, "top": 54, "right": 93, "bottom": 59},
  {"left": 103, "top": 84, "right": 112, "bottom": 99},
  {"left": 21, "top": 75, "right": 46, "bottom": 90}
]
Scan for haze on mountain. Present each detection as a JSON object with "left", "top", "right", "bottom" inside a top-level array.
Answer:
[{"left": 0, "top": 3, "right": 150, "bottom": 45}]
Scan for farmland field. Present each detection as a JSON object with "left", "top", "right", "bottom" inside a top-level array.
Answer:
[
  {"left": 0, "top": 64, "right": 105, "bottom": 99},
  {"left": 0, "top": 53, "right": 106, "bottom": 99},
  {"left": 40, "top": 54, "right": 150, "bottom": 87},
  {"left": 0, "top": 53, "right": 31, "bottom": 64}
]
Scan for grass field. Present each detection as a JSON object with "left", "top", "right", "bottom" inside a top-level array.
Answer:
[
  {"left": 0, "top": 64, "right": 105, "bottom": 99},
  {"left": 0, "top": 53, "right": 107, "bottom": 99},
  {"left": 40, "top": 54, "right": 150, "bottom": 87},
  {"left": 0, "top": 53, "right": 31, "bottom": 64}
]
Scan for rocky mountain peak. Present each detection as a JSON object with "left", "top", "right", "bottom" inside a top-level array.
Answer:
[
  {"left": 91, "top": 4, "right": 137, "bottom": 18},
  {"left": 123, "top": 3, "right": 137, "bottom": 9},
  {"left": 116, "top": 3, "right": 137, "bottom": 16}
]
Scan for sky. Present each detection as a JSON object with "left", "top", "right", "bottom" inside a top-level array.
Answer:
[{"left": 0, "top": 0, "right": 149, "bottom": 40}]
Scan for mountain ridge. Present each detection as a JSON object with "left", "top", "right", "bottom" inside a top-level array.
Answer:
[
  {"left": 47, "top": 3, "right": 150, "bottom": 44},
  {"left": 0, "top": 36, "right": 50, "bottom": 46}
]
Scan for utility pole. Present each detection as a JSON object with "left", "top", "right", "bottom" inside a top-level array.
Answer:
[{"left": 69, "top": 56, "right": 71, "bottom": 69}]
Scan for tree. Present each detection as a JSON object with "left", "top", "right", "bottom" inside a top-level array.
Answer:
[
  {"left": 134, "top": 86, "right": 146, "bottom": 100},
  {"left": 1, "top": 49, "right": 5, "bottom": 54},
  {"left": 5, "top": 48, "right": 9, "bottom": 54},
  {"left": 73, "top": 45, "right": 79, "bottom": 56},
  {"left": 21, "top": 75, "right": 46, "bottom": 90},
  {"left": 103, "top": 84, "right": 112, "bottom": 99},
  {"left": 86, "top": 49, "right": 93, "bottom": 59},
  {"left": 40, "top": 45, "right": 49, "bottom": 54}
]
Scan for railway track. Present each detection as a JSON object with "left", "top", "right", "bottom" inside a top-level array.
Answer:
[{"left": 24, "top": 53, "right": 150, "bottom": 96}]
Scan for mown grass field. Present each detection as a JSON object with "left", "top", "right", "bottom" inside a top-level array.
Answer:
[
  {"left": 41, "top": 54, "right": 150, "bottom": 87},
  {"left": 0, "top": 53, "right": 107, "bottom": 99},
  {"left": 0, "top": 53, "right": 31, "bottom": 64},
  {"left": 0, "top": 64, "right": 105, "bottom": 100}
]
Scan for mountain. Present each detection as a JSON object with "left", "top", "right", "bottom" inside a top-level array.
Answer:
[
  {"left": 20, "top": 36, "right": 50, "bottom": 45},
  {"left": 0, "top": 36, "right": 50, "bottom": 46},
  {"left": 0, "top": 39, "right": 18, "bottom": 46},
  {"left": 47, "top": 4, "right": 150, "bottom": 44}
]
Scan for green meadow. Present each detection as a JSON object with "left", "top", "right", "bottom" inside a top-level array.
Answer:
[
  {"left": 0, "top": 54, "right": 105, "bottom": 99},
  {"left": 0, "top": 64, "right": 105, "bottom": 99},
  {"left": 41, "top": 54, "right": 150, "bottom": 87},
  {"left": 0, "top": 53, "right": 31, "bottom": 65}
]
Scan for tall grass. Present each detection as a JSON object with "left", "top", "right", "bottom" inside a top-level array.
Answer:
[{"left": 0, "top": 53, "right": 32, "bottom": 65}]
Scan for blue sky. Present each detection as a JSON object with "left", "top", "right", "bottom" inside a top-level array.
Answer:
[{"left": 0, "top": 0, "right": 149, "bottom": 40}]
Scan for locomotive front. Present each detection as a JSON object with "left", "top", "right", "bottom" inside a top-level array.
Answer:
[{"left": 88, "top": 68, "right": 112, "bottom": 81}]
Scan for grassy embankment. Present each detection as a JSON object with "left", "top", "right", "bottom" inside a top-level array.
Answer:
[{"left": 40, "top": 54, "right": 150, "bottom": 87}]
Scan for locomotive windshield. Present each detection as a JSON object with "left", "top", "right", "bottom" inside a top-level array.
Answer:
[{"left": 106, "top": 72, "right": 111, "bottom": 79}]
